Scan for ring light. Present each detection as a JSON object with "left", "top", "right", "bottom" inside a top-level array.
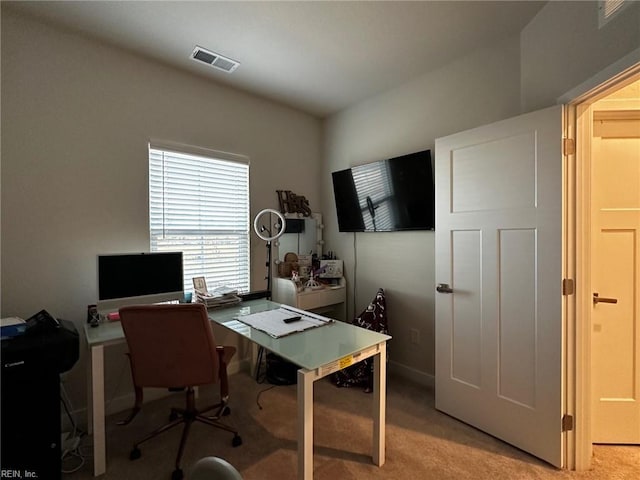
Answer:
[{"left": 253, "top": 209, "right": 286, "bottom": 241}]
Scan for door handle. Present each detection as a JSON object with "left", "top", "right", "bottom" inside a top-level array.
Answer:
[
  {"left": 593, "top": 292, "right": 618, "bottom": 305},
  {"left": 436, "top": 283, "right": 453, "bottom": 294}
]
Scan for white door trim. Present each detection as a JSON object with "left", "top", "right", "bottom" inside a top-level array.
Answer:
[
  {"left": 562, "top": 103, "right": 579, "bottom": 471},
  {"left": 564, "top": 61, "right": 640, "bottom": 471}
]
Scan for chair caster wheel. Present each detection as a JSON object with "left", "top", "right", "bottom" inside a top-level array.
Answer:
[
  {"left": 232, "top": 434, "right": 242, "bottom": 447},
  {"left": 222, "top": 406, "right": 231, "bottom": 416},
  {"left": 129, "top": 447, "right": 141, "bottom": 460},
  {"left": 171, "top": 468, "right": 184, "bottom": 480}
]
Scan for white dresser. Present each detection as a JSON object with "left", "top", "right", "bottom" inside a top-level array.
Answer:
[
  {"left": 273, "top": 212, "right": 347, "bottom": 321},
  {"left": 272, "top": 277, "right": 346, "bottom": 321}
]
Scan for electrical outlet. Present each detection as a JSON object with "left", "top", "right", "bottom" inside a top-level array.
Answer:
[{"left": 410, "top": 328, "right": 420, "bottom": 345}]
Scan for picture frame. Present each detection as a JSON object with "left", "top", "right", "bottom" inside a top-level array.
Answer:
[{"left": 192, "top": 276, "right": 208, "bottom": 294}]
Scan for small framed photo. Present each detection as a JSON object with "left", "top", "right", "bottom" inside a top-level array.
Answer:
[{"left": 192, "top": 276, "right": 208, "bottom": 294}]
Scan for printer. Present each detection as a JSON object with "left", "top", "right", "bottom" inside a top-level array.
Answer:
[{"left": 1, "top": 317, "right": 79, "bottom": 480}]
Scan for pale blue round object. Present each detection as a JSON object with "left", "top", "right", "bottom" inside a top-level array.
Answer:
[{"left": 189, "top": 457, "right": 243, "bottom": 480}]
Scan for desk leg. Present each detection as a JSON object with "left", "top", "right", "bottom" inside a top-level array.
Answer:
[
  {"left": 86, "top": 349, "right": 93, "bottom": 436},
  {"left": 373, "top": 342, "right": 387, "bottom": 466},
  {"left": 90, "top": 345, "right": 106, "bottom": 476},
  {"left": 297, "top": 368, "right": 314, "bottom": 480}
]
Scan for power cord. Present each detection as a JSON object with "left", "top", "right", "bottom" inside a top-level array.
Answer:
[
  {"left": 60, "top": 382, "right": 87, "bottom": 473},
  {"left": 353, "top": 231, "right": 358, "bottom": 316},
  {"left": 59, "top": 356, "right": 129, "bottom": 474},
  {"left": 255, "top": 385, "right": 276, "bottom": 410},
  {"left": 254, "top": 347, "right": 267, "bottom": 384},
  {"left": 61, "top": 447, "right": 86, "bottom": 474}
]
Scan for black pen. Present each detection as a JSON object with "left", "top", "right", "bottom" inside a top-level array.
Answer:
[{"left": 283, "top": 316, "right": 302, "bottom": 324}]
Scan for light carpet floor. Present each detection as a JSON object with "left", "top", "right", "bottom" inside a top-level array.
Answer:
[{"left": 63, "top": 372, "right": 639, "bottom": 479}]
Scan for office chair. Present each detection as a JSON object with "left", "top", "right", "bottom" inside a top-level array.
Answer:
[{"left": 118, "top": 303, "right": 242, "bottom": 480}]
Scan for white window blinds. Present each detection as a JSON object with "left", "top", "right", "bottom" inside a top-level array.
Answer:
[{"left": 149, "top": 145, "right": 250, "bottom": 294}]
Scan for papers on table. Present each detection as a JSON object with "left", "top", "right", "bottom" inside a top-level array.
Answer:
[
  {"left": 195, "top": 290, "right": 241, "bottom": 308},
  {"left": 235, "top": 305, "right": 333, "bottom": 338},
  {"left": 193, "top": 280, "right": 241, "bottom": 308}
]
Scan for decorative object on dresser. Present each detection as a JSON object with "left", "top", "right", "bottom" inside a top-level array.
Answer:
[
  {"left": 276, "top": 189, "right": 312, "bottom": 216},
  {"left": 277, "top": 252, "right": 299, "bottom": 278},
  {"left": 318, "top": 259, "right": 343, "bottom": 278}
]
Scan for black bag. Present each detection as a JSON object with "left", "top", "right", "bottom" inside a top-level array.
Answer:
[{"left": 332, "top": 288, "right": 388, "bottom": 392}]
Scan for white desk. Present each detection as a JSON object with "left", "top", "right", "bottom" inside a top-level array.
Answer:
[{"left": 84, "top": 299, "right": 390, "bottom": 479}]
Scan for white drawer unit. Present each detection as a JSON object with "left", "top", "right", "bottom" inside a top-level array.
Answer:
[{"left": 273, "top": 277, "right": 346, "bottom": 320}]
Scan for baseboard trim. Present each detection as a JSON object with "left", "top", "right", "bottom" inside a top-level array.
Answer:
[{"left": 388, "top": 360, "right": 434, "bottom": 389}]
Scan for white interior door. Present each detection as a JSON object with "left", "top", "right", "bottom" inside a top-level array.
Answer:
[
  {"left": 591, "top": 111, "right": 640, "bottom": 444},
  {"left": 435, "top": 105, "right": 565, "bottom": 467}
]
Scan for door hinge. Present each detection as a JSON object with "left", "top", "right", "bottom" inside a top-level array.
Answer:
[
  {"left": 562, "top": 414, "right": 574, "bottom": 432},
  {"left": 562, "top": 278, "right": 574, "bottom": 295},
  {"left": 563, "top": 138, "right": 575, "bottom": 156}
]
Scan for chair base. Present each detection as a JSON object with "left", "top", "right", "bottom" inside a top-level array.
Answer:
[{"left": 127, "top": 387, "right": 241, "bottom": 476}]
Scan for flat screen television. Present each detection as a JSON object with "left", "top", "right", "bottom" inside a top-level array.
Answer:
[
  {"left": 331, "top": 149, "right": 434, "bottom": 232},
  {"left": 96, "top": 252, "right": 184, "bottom": 314}
]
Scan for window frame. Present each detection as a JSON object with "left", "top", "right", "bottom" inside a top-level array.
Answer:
[{"left": 148, "top": 140, "right": 251, "bottom": 294}]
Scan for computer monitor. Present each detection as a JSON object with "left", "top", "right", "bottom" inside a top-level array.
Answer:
[{"left": 96, "top": 252, "right": 184, "bottom": 315}]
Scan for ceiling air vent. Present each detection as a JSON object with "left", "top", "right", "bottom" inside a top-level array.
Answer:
[{"left": 190, "top": 46, "right": 240, "bottom": 73}]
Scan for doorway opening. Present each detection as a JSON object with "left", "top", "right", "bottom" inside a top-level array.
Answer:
[{"left": 571, "top": 63, "right": 639, "bottom": 470}]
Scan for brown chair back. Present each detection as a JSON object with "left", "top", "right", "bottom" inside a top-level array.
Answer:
[{"left": 119, "top": 303, "right": 219, "bottom": 389}]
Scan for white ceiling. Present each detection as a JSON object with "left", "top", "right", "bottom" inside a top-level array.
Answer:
[{"left": 6, "top": 1, "right": 546, "bottom": 118}]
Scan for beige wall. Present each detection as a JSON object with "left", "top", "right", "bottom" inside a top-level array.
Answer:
[
  {"left": 321, "top": 37, "right": 522, "bottom": 383},
  {"left": 1, "top": 8, "right": 321, "bottom": 412},
  {"left": 3, "top": 1, "right": 639, "bottom": 415},
  {"left": 321, "top": 1, "right": 640, "bottom": 384},
  {"left": 521, "top": 0, "right": 640, "bottom": 112}
]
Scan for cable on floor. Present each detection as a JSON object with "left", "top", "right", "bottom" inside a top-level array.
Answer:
[
  {"left": 255, "top": 385, "right": 276, "bottom": 410},
  {"left": 60, "top": 381, "right": 89, "bottom": 473}
]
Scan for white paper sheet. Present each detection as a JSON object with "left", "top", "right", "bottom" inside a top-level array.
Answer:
[{"left": 234, "top": 305, "right": 332, "bottom": 338}]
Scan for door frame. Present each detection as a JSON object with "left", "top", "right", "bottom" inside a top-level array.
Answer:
[{"left": 561, "top": 51, "right": 640, "bottom": 470}]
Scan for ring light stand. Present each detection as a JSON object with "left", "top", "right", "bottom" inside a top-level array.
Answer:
[
  {"left": 252, "top": 209, "right": 286, "bottom": 297},
  {"left": 252, "top": 209, "right": 286, "bottom": 383}
]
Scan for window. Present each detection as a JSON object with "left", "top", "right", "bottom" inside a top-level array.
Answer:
[{"left": 149, "top": 143, "right": 250, "bottom": 294}]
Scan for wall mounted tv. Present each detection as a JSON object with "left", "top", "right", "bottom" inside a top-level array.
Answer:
[{"left": 331, "top": 149, "right": 434, "bottom": 232}]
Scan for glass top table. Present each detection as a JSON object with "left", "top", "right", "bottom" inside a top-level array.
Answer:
[
  {"left": 209, "top": 299, "right": 390, "bottom": 372},
  {"left": 84, "top": 299, "right": 390, "bottom": 480}
]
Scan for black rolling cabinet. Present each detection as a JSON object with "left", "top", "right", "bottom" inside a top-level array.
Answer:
[{"left": 1, "top": 319, "right": 79, "bottom": 479}]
